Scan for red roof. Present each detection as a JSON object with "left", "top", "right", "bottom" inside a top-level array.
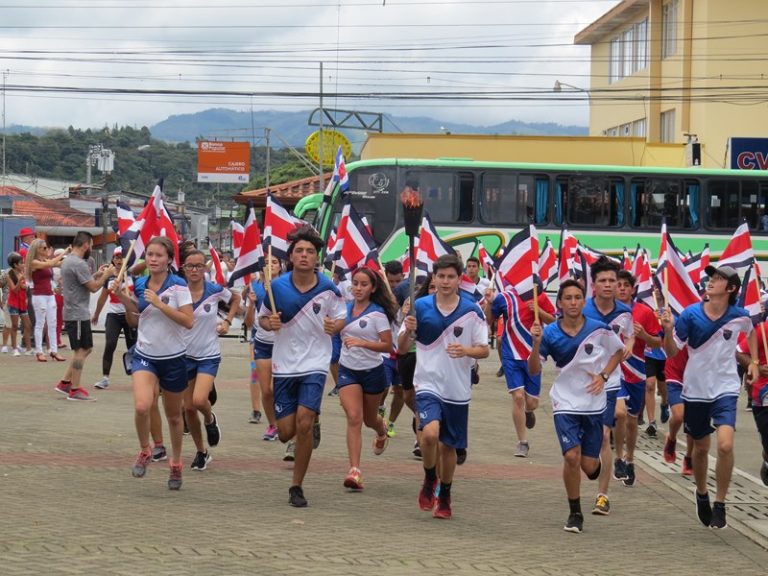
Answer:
[
  {"left": 233, "top": 174, "right": 332, "bottom": 208},
  {"left": 0, "top": 185, "right": 95, "bottom": 228}
]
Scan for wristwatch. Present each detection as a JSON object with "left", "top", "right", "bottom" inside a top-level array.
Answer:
[{"left": 599, "top": 372, "right": 609, "bottom": 382}]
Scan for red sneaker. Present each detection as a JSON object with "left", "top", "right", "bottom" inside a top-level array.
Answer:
[
  {"left": 432, "top": 495, "right": 452, "bottom": 519},
  {"left": 343, "top": 467, "right": 364, "bottom": 490},
  {"left": 67, "top": 387, "right": 95, "bottom": 401},
  {"left": 663, "top": 435, "right": 676, "bottom": 464},
  {"left": 54, "top": 381, "right": 72, "bottom": 395},
  {"left": 418, "top": 477, "right": 438, "bottom": 511},
  {"left": 682, "top": 456, "right": 694, "bottom": 476}
]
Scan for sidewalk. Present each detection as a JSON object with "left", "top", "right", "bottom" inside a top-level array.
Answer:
[{"left": 1, "top": 336, "right": 767, "bottom": 575}]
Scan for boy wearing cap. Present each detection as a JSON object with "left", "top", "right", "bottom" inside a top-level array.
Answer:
[{"left": 661, "top": 264, "right": 758, "bottom": 529}]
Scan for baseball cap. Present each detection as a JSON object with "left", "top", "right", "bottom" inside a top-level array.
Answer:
[
  {"left": 704, "top": 264, "right": 741, "bottom": 287},
  {"left": 113, "top": 246, "right": 123, "bottom": 256},
  {"left": 18, "top": 227, "right": 35, "bottom": 237}
]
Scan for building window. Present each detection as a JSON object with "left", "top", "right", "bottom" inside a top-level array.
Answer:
[
  {"left": 609, "top": 37, "right": 621, "bottom": 83},
  {"left": 622, "top": 28, "right": 634, "bottom": 78},
  {"left": 662, "top": 0, "right": 679, "bottom": 59},
  {"left": 635, "top": 19, "right": 648, "bottom": 70},
  {"left": 660, "top": 109, "right": 676, "bottom": 143},
  {"left": 609, "top": 18, "right": 649, "bottom": 83},
  {"left": 633, "top": 118, "right": 647, "bottom": 137}
]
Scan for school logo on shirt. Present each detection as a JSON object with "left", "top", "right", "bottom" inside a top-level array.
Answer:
[
  {"left": 611, "top": 324, "right": 620, "bottom": 334},
  {"left": 453, "top": 326, "right": 464, "bottom": 337},
  {"left": 313, "top": 302, "right": 321, "bottom": 314},
  {"left": 204, "top": 303, "right": 211, "bottom": 312},
  {"left": 584, "top": 343, "right": 594, "bottom": 355},
  {"left": 359, "top": 319, "right": 368, "bottom": 329},
  {"left": 161, "top": 295, "right": 170, "bottom": 305},
  {"left": 275, "top": 404, "right": 283, "bottom": 414},
  {"left": 722, "top": 329, "right": 732, "bottom": 340}
]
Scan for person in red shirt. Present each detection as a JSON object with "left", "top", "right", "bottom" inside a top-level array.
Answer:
[
  {"left": 662, "top": 343, "right": 694, "bottom": 475},
  {"left": 736, "top": 326, "right": 768, "bottom": 486}
]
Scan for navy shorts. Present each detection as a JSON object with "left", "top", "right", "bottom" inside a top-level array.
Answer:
[
  {"left": 273, "top": 373, "right": 326, "bottom": 418},
  {"left": 602, "top": 389, "right": 620, "bottom": 428},
  {"left": 503, "top": 358, "right": 541, "bottom": 397},
  {"left": 383, "top": 356, "right": 400, "bottom": 387},
  {"left": 667, "top": 381, "right": 684, "bottom": 406},
  {"left": 186, "top": 356, "right": 221, "bottom": 380},
  {"left": 416, "top": 392, "right": 469, "bottom": 449},
  {"left": 252, "top": 339, "right": 273, "bottom": 361},
  {"left": 646, "top": 357, "right": 666, "bottom": 381},
  {"left": 684, "top": 396, "right": 737, "bottom": 439},
  {"left": 554, "top": 413, "right": 604, "bottom": 458},
  {"left": 132, "top": 352, "right": 188, "bottom": 393},
  {"left": 338, "top": 363, "right": 388, "bottom": 395},
  {"left": 331, "top": 334, "right": 342, "bottom": 364},
  {"left": 620, "top": 379, "right": 645, "bottom": 417}
]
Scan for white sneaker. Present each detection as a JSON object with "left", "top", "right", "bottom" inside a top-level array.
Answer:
[
  {"left": 94, "top": 376, "right": 109, "bottom": 390},
  {"left": 24, "top": 349, "right": 34, "bottom": 356},
  {"left": 12, "top": 349, "right": 21, "bottom": 357},
  {"left": 1, "top": 346, "right": 8, "bottom": 353}
]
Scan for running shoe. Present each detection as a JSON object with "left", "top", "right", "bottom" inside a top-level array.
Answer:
[
  {"left": 67, "top": 387, "right": 95, "bottom": 401},
  {"left": 638, "top": 413, "right": 645, "bottom": 426},
  {"left": 54, "top": 381, "right": 72, "bottom": 395},
  {"left": 456, "top": 448, "right": 467, "bottom": 465},
  {"left": 564, "top": 512, "right": 584, "bottom": 533},
  {"left": 12, "top": 349, "right": 21, "bottom": 357},
  {"left": 592, "top": 494, "right": 610, "bottom": 516},
  {"left": 514, "top": 441, "right": 529, "bottom": 458},
  {"left": 283, "top": 440, "right": 295, "bottom": 462},
  {"left": 495, "top": 367, "right": 504, "bottom": 378},
  {"left": 745, "top": 398, "right": 753, "bottom": 412},
  {"left": 412, "top": 441, "right": 422, "bottom": 460},
  {"left": 418, "top": 477, "right": 438, "bottom": 511},
  {"left": 470, "top": 365, "right": 479, "bottom": 386},
  {"left": 249, "top": 410, "right": 262, "bottom": 424},
  {"left": 386, "top": 422, "right": 396, "bottom": 438},
  {"left": 205, "top": 412, "right": 221, "bottom": 447},
  {"left": 525, "top": 410, "right": 536, "bottom": 430},
  {"left": 327, "top": 387, "right": 339, "bottom": 397},
  {"left": 710, "top": 502, "right": 727, "bottom": 529},
  {"left": 660, "top": 404, "right": 670, "bottom": 424},
  {"left": 645, "top": 420, "right": 657, "bottom": 437},
  {"left": 94, "top": 376, "right": 109, "bottom": 390},
  {"left": 24, "top": 349, "right": 34, "bottom": 356},
  {"left": 663, "top": 436, "right": 676, "bottom": 463},
  {"left": 760, "top": 461, "right": 768, "bottom": 487},
  {"left": 432, "top": 495, "right": 452, "bottom": 519},
  {"left": 263, "top": 424, "right": 279, "bottom": 441},
  {"left": 378, "top": 404, "right": 386, "bottom": 418},
  {"left": 343, "top": 467, "right": 364, "bottom": 490},
  {"left": 289, "top": 485, "right": 307, "bottom": 507},
  {"left": 190, "top": 451, "right": 212, "bottom": 471},
  {"left": 695, "top": 490, "right": 712, "bottom": 527},
  {"left": 613, "top": 458, "right": 629, "bottom": 480},
  {"left": 168, "top": 463, "right": 183, "bottom": 490},
  {"left": 372, "top": 433, "right": 389, "bottom": 456},
  {"left": 1, "top": 346, "right": 8, "bottom": 353},
  {"left": 312, "top": 419, "right": 321, "bottom": 449},
  {"left": 131, "top": 449, "right": 152, "bottom": 478},
  {"left": 622, "top": 462, "right": 636, "bottom": 487},
  {"left": 151, "top": 444, "right": 167, "bottom": 462},
  {"left": 682, "top": 456, "right": 694, "bottom": 476}
]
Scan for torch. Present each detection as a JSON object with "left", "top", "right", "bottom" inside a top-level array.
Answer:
[{"left": 400, "top": 182, "right": 424, "bottom": 315}]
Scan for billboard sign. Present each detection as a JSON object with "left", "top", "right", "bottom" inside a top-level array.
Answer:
[
  {"left": 197, "top": 141, "right": 250, "bottom": 183},
  {"left": 730, "top": 137, "right": 768, "bottom": 170}
]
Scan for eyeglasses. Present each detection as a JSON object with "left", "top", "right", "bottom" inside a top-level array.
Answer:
[{"left": 183, "top": 264, "right": 205, "bottom": 271}]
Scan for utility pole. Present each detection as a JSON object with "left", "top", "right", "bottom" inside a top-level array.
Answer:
[
  {"left": 265, "top": 127, "right": 271, "bottom": 191},
  {"left": 1, "top": 69, "right": 7, "bottom": 190},
  {"left": 318, "top": 62, "right": 324, "bottom": 195}
]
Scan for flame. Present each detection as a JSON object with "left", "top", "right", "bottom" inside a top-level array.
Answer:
[{"left": 400, "top": 185, "right": 423, "bottom": 208}]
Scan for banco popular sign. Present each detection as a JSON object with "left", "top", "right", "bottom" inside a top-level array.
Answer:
[{"left": 197, "top": 141, "right": 251, "bottom": 183}]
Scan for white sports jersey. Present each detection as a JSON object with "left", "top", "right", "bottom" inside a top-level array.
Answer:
[
  {"left": 583, "top": 298, "right": 633, "bottom": 392},
  {"left": 104, "top": 274, "right": 134, "bottom": 314},
  {"left": 134, "top": 274, "right": 192, "bottom": 360},
  {"left": 539, "top": 317, "right": 625, "bottom": 415},
  {"left": 673, "top": 302, "right": 752, "bottom": 401},
  {"left": 185, "top": 280, "right": 232, "bottom": 360},
  {"left": 250, "top": 280, "right": 274, "bottom": 345},
  {"left": 336, "top": 279, "right": 354, "bottom": 302},
  {"left": 259, "top": 271, "right": 346, "bottom": 377},
  {"left": 339, "top": 302, "right": 391, "bottom": 370},
  {"left": 400, "top": 294, "right": 488, "bottom": 405}
]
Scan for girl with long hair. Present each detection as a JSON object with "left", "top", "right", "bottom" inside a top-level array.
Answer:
[{"left": 6, "top": 252, "right": 32, "bottom": 356}]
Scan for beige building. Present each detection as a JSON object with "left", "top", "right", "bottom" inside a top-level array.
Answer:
[{"left": 575, "top": 0, "right": 768, "bottom": 167}]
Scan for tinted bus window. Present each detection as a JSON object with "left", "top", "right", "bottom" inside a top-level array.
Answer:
[
  {"left": 557, "top": 175, "right": 624, "bottom": 227},
  {"left": 403, "top": 170, "right": 456, "bottom": 224},
  {"left": 342, "top": 167, "right": 398, "bottom": 245},
  {"left": 706, "top": 179, "right": 768, "bottom": 231},
  {"left": 630, "top": 178, "right": 699, "bottom": 229},
  {"left": 480, "top": 172, "right": 548, "bottom": 225}
]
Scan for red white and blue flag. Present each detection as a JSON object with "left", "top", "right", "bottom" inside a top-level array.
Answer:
[
  {"left": 738, "top": 261, "right": 763, "bottom": 325},
  {"left": 231, "top": 221, "right": 245, "bottom": 259},
  {"left": 264, "top": 193, "right": 303, "bottom": 260},
  {"left": 718, "top": 220, "right": 754, "bottom": 270},
  {"left": 538, "top": 237, "right": 558, "bottom": 289},
  {"left": 478, "top": 241, "right": 496, "bottom": 278},
  {"left": 633, "top": 247, "right": 656, "bottom": 310},
  {"left": 658, "top": 230, "right": 701, "bottom": 317},
  {"left": 557, "top": 227, "right": 579, "bottom": 282},
  {"left": 496, "top": 224, "right": 540, "bottom": 301},
  {"left": 334, "top": 201, "right": 380, "bottom": 275},
  {"left": 228, "top": 204, "right": 265, "bottom": 288},
  {"left": 120, "top": 180, "right": 180, "bottom": 270},
  {"left": 415, "top": 211, "right": 456, "bottom": 279},
  {"left": 209, "top": 244, "right": 226, "bottom": 286},
  {"left": 115, "top": 200, "right": 136, "bottom": 235}
]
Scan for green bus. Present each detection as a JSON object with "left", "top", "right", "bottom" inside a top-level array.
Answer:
[{"left": 294, "top": 158, "right": 768, "bottom": 265}]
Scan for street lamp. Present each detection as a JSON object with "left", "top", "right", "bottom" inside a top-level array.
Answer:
[{"left": 553, "top": 80, "right": 588, "bottom": 93}]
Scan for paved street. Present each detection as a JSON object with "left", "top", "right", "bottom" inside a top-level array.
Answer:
[{"left": 2, "top": 335, "right": 767, "bottom": 576}]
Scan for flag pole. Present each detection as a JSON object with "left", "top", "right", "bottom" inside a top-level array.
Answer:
[
  {"left": 265, "top": 244, "right": 277, "bottom": 313},
  {"left": 377, "top": 256, "right": 396, "bottom": 300},
  {"left": 532, "top": 262, "right": 540, "bottom": 324},
  {"left": 112, "top": 239, "right": 136, "bottom": 294}
]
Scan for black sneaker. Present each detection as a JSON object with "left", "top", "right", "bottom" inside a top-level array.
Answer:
[
  {"left": 613, "top": 458, "right": 629, "bottom": 481},
  {"left": 761, "top": 462, "right": 768, "bottom": 487},
  {"left": 695, "top": 490, "right": 712, "bottom": 527},
  {"left": 622, "top": 462, "right": 636, "bottom": 487},
  {"left": 525, "top": 411, "right": 536, "bottom": 430},
  {"left": 564, "top": 512, "right": 584, "bottom": 533},
  {"left": 249, "top": 410, "right": 262, "bottom": 424},
  {"left": 710, "top": 502, "right": 727, "bottom": 529},
  {"left": 313, "top": 419, "right": 321, "bottom": 449},
  {"left": 456, "top": 448, "right": 467, "bottom": 465},
  {"left": 470, "top": 365, "right": 479, "bottom": 386},
  {"left": 289, "top": 485, "right": 307, "bottom": 507},
  {"left": 638, "top": 413, "right": 645, "bottom": 426},
  {"left": 660, "top": 404, "right": 670, "bottom": 424},
  {"left": 746, "top": 398, "right": 753, "bottom": 412},
  {"left": 205, "top": 412, "right": 221, "bottom": 447},
  {"left": 645, "top": 421, "right": 657, "bottom": 437},
  {"left": 412, "top": 441, "right": 422, "bottom": 459},
  {"left": 190, "top": 451, "right": 212, "bottom": 471}
]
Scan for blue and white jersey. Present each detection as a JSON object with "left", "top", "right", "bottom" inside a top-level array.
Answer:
[
  {"left": 339, "top": 301, "right": 391, "bottom": 370},
  {"left": 673, "top": 302, "right": 752, "bottom": 401},
  {"left": 399, "top": 294, "right": 488, "bottom": 405},
  {"left": 258, "top": 271, "right": 346, "bottom": 378},
  {"left": 134, "top": 274, "right": 192, "bottom": 360},
  {"left": 185, "top": 280, "right": 232, "bottom": 360},
  {"left": 249, "top": 280, "right": 275, "bottom": 345},
  {"left": 539, "top": 317, "right": 625, "bottom": 415},
  {"left": 583, "top": 298, "right": 633, "bottom": 392}
]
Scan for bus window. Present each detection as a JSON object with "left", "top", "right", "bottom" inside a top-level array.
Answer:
[
  {"left": 706, "top": 180, "right": 741, "bottom": 230},
  {"left": 341, "top": 167, "right": 398, "bottom": 245},
  {"left": 458, "top": 172, "right": 474, "bottom": 222},
  {"left": 630, "top": 178, "right": 697, "bottom": 229},
  {"left": 480, "top": 172, "right": 546, "bottom": 225},
  {"left": 404, "top": 170, "right": 456, "bottom": 224},
  {"left": 560, "top": 175, "right": 623, "bottom": 227}
]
